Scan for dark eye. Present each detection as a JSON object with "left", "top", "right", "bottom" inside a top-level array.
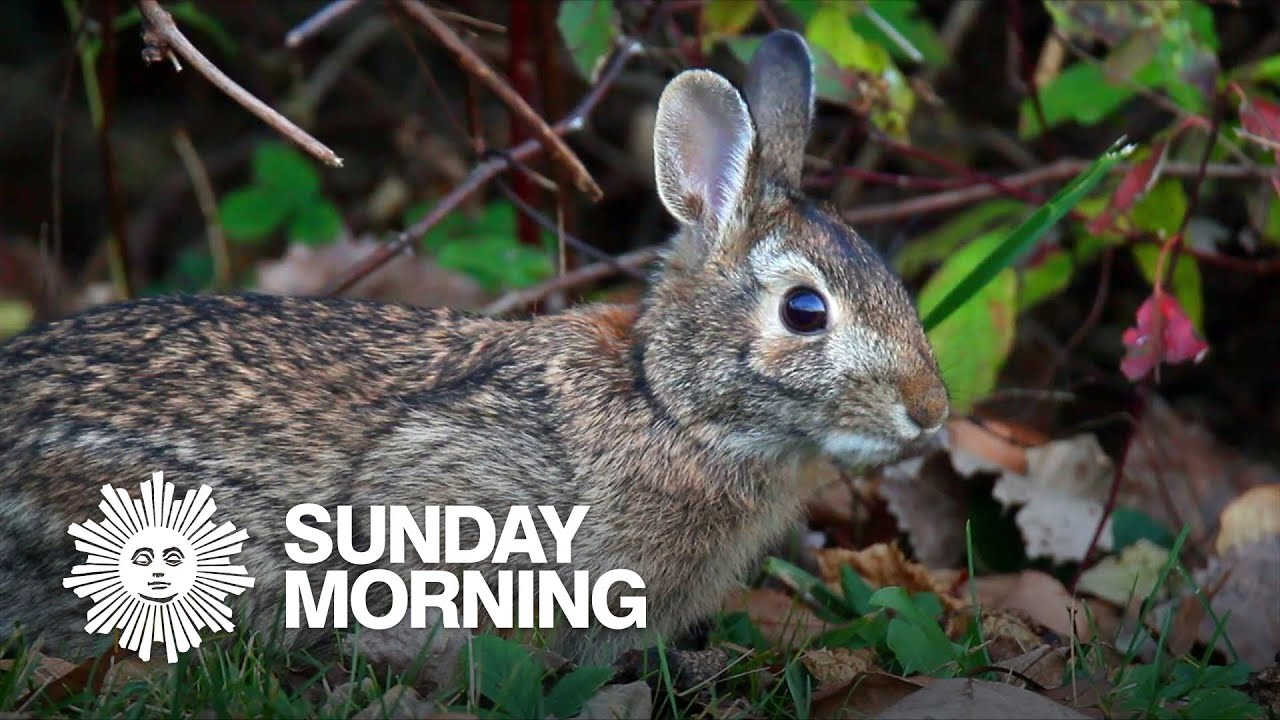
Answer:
[{"left": 780, "top": 287, "right": 828, "bottom": 334}]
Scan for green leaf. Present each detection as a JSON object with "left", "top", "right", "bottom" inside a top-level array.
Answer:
[
  {"left": 806, "top": 3, "right": 890, "bottom": 74},
  {"left": 1185, "top": 687, "right": 1263, "bottom": 719},
  {"left": 895, "top": 199, "right": 1027, "bottom": 277},
  {"left": 1019, "top": 63, "right": 1137, "bottom": 138},
  {"left": 252, "top": 141, "right": 321, "bottom": 206},
  {"left": 704, "top": 0, "right": 758, "bottom": 47},
  {"left": 839, "top": 566, "right": 875, "bottom": 616},
  {"left": 1018, "top": 248, "right": 1074, "bottom": 312},
  {"left": 219, "top": 185, "right": 292, "bottom": 242},
  {"left": 0, "top": 300, "right": 33, "bottom": 340},
  {"left": 1130, "top": 244, "right": 1203, "bottom": 331},
  {"left": 465, "top": 635, "right": 545, "bottom": 717},
  {"left": 853, "top": 1, "right": 947, "bottom": 65},
  {"left": 557, "top": 0, "right": 616, "bottom": 81},
  {"left": 920, "top": 141, "right": 1131, "bottom": 331},
  {"left": 288, "top": 200, "right": 343, "bottom": 246},
  {"left": 885, "top": 618, "right": 957, "bottom": 676},
  {"left": 763, "top": 557, "right": 855, "bottom": 622},
  {"left": 918, "top": 232, "right": 1018, "bottom": 412},
  {"left": 1130, "top": 178, "right": 1188, "bottom": 237},
  {"left": 1111, "top": 507, "right": 1176, "bottom": 550},
  {"left": 544, "top": 666, "right": 613, "bottom": 719}
]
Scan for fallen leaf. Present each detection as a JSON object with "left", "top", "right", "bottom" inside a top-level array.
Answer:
[
  {"left": 880, "top": 452, "right": 969, "bottom": 568},
  {"left": 816, "top": 544, "right": 966, "bottom": 611},
  {"left": 1216, "top": 484, "right": 1280, "bottom": 555},
  {"left": 256, "top": 236, "right": 490, "bottom": 309},
  {"left": 722, "top": 588, "right": 834, "bottom": 647},
  {"left": 801, "top": 647, "right": 879, "bottom": 689},
  {"left": 352, "top": 684, "right": 442, "bottom": 720},
  {"left": 811, "top": 672, "right": 925, "bottom": 719},
  {"left": 344, "top": 611, "right": 471, "bottom": 693},
  {"left": 1192, "top": 534, "right": 1280, "bottom": 668},
  {"left": 986, "top": 570, "right": 1112, "bottom": 642},
  {"left": 571, "top": 680, "right": 652, "bottom": 720},
  {"left": 995, "top": 645, "right": 1070, "bottom": 691},
  {"left": 1076, "top": 538, "right": 1171, "bottom": 607},
  {"left": 873, "top": 678, "right": 1089, "bottom": 719},
  {"left": 1121, "top": 396, "right": 1279, "bottom": 554},
  {"left": 947, "top": 418, "right": 1046, "bottom": 477},
  {"left": 993, "top": 435, "right": 1115, "bottom": 563}
]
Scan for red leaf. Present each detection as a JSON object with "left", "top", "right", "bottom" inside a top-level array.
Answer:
[
  {"left": 1237, "top": 91, "right": 1280, "bottom": 145},
  {"left": 1121, "top": 293, "right": 1209, "bottom": 381},
  {"left": 1086, "top": 140, "right": 1171, "bottom": 236}
]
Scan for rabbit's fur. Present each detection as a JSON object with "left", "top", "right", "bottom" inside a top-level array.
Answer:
[{"left": 0, "top": 31, "right": 947, "bottom": 664}]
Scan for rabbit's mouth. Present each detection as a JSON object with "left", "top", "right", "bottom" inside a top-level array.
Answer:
[{"left": 820, "top": 430, "right": 905, "bottom": 468}]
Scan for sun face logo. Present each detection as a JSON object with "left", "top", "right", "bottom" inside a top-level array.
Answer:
[{"left": 62, "top": 472, "right": 255, "bottom": 662}]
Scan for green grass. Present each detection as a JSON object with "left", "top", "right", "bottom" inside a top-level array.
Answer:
[{"left": 1, "top": 527, "right": 1265, "bottom": 719}]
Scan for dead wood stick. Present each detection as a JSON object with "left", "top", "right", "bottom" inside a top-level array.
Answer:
[{"left": 138, "top": 0, "right": 343, "bottom": 167}]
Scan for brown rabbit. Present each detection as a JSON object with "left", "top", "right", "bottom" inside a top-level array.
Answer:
[{"left": 0, "top": 31, "right": 947, "bottom": 664}]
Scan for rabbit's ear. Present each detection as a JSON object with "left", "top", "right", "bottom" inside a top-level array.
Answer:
[
  {"left": 654, "top": 70, "right": 755, "bottom": 235},
  {"left": 743, "top": 30, "right": 814, "bottom": 186}
]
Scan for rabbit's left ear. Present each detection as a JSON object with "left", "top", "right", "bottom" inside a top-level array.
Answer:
[{"left": 743, "top": 30, "right": 815, "bottom": 187}]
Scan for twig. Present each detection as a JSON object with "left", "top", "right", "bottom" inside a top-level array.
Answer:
[
  {"left": 285, "top": 0, "right": 365, "bottom": 47},
  {"left": 843, "top": 158, "right": 1279, "bottom": 225},
  {"left": 483, "top": 247, "right": 661, "bottom": 317},
  {"left": 321, "top": 39, "right": 642, "bottom": 296},
  {"left": 138, "top": 0, "right": 344, "bottom": 167},
  {"left": 494, "top": 178, "right": 647, "bottom": 280},
  {"left": 396, "top": 0, "right": 602, "bottom": 200},
  {"left": 171, "top": 129, "right": 230, "bottom": 289}
]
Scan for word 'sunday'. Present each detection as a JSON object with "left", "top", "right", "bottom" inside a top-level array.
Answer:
[{"left": 282, "top": 504, "right": 646, "bottom": 631}]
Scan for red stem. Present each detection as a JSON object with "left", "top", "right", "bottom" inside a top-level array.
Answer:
[{"left": 506, "top": 0, "right": 539, "bottom": 248}]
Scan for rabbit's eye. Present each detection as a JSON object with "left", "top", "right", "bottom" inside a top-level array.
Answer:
[{"left": 781, "top": 288, "right": 827, "bottom": 334}]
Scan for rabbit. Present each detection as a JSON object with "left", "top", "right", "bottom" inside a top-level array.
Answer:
[{"left": 0, "top": 30, "right": 948, "bottom": 666}]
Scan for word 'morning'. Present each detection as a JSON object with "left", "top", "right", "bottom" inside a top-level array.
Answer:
[{"left": 284, "top": 569, "right": 646, "bottom": 630}]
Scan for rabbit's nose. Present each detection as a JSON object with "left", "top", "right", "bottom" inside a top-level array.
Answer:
[{"left": 901, "top": 378, "right": 949, "bottom": 434}]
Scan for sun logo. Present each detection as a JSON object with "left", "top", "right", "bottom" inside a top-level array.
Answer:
[{"left": 62, "top": 472, "right": 255, "bottom": 662}]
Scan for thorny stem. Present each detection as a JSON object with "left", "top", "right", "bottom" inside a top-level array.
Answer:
[
  {"left": 321, "top": 39, "right": 644, "bottom": 297},
  {"left": 138, "top": 0, "right": 344, "bottom": 167}
]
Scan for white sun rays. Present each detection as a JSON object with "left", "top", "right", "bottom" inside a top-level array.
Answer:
[{"left": 62, "top": 472, "right": 255, "bottom": 662}]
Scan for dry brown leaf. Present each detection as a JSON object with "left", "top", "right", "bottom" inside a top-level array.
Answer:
[
  {"left": 995, "top": 645, "right": 1070, "bottom": 691},
  {"left": 800, "top": 647, "right": 879, "bottom": 689},
  {"left": 811, "top": 672, "right": 926, "bottom": 719},
  {"left": 1216, "top": 484, "right": 1280, "bottom": 555},
  {"left": 722, "top": 588, "right": 834, "bottom": 647},
  {"left": 15, "top": 643, "right": 129, "bottom": 707},
  {"left": 816, "top": 543, "right": 966, "bottom": 611},
  {"left": 256, "top": 237, "right": 490, "bottom": 309},
  {"left": 948, "top": 418, "right": 1047, "bottom": 476},
  {"left": 1121, "top": 396, "right": 1279, "bottom": 553},
  {"left": 993, "top": 435, "right": 1115, "bottom": 563},
  {"left": 343, "top": 613, "right": 471, "bottom": 694},
  {"left": 352, "top": 684, "right": 442, "bottom": 720},
  {"left": 803, "top": 460, "right": 859, "bottom": 526},
  {"left": 1191, "top": 534, "right": 1280, "bottom": 668},
  {"left": 873, "top": 678, "right": 1089, "bottom": 719},
  {"left": 880, "top": 453, "right": 969, "bottom": 568},
  {"left": 986, "top": 570, "right": 1112, "bottom": 642},
  {"left": 572, "top": 680, "right": 652, "bottom": 720},
  {"left": 977, "top": 610, "right": 1056, "bottom": 663}
]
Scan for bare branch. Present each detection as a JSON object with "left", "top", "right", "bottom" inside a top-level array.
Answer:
[
  {"left": 321, "top": 38, "right": 643, "bottom": 297},
  {"left": 396, "top": 0, "right": 602, "bottom": 200},
  {"left": 138, "top": 0, "right": 344, "bottom": 167},
  {"left": 483, "top": 247, "right": 661, "bottom": 317},
  {"left": 285, "top": 0, "right": 365, "bottom": 48}
]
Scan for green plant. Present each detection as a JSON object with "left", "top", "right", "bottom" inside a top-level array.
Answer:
[
  {"left": 404, "top": 201, "right": 555, "bottom": 292},
  {"left": 460, "top": 634, "right": 613, "bottom": 718},
  {"left": 761, "top": 558, "right": 987, "bottom": 678},
  {"left": 218, "top": 141, "right": 343, "bottom": 246}
]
